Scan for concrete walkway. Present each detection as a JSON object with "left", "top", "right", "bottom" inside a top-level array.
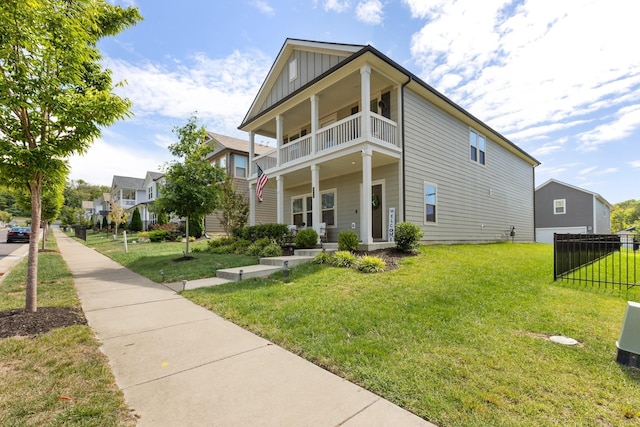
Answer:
[{"left": 54, "top": 230, "right": 433, "bottom": 426}]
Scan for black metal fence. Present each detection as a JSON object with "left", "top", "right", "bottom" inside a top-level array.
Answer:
[
  {"left": 554, "top": 234, "right": 638, "bottom": 290},
  {"left": 73, "top": 225, "right": 87, "bottom": 241}
]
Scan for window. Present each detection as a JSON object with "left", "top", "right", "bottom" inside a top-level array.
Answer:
[
  {"left": 289, "top": 58, "right": 297, "bottom": 82},
  {"left": 234, "top": 155, "right": 247, "bottom": 178},
  {"left": 148, "top": 186, "right": 153, "bottom": 200},
  {"left": 291, "top": 189, "right": 336, "bottom": 227},
  {"left": 470, "top": 129, "right": 486, "bottom": 165},
  {"left": 554, "top": 199, "right": 566, "bottom": 215},
  {"left": 322, "top": 192, "right": 335, "bottom": 226},
  {"left": 425, "top": 183, "right": 437, "bottom": 223},
  {"left": 219, "top": 156, "right": 226, "bottom": 170}
]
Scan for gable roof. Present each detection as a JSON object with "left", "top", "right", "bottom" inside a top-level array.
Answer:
[
  {"left": 206, "top": 132, "right": 273, "bottom": 159},
  {"left": 111, "top": 175, "right": 144, "bottom": 191},
  {"left": 535, "top": 179, "right": 612, "bottom": 208},
  {"left": 242, "top": 39, "right": 364, "bottom": 125},
  {"left": 239, "top": 38, "right": 539, "bottom": 167}
]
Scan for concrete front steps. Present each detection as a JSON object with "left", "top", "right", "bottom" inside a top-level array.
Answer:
[{"left": 216, "top": 248, "right": 335, "bottom": 282}]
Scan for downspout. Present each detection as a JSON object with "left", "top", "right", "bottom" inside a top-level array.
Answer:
[
  {"left": 533, "top": 167, "right": 536, "bottom": 242},
  {"left": 400, "top": 75, "right": 412, "bottom": 223}
]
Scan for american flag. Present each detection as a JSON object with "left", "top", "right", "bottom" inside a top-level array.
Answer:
[{"left": 256, "top": 164, "right": 268, "bottom": 202}]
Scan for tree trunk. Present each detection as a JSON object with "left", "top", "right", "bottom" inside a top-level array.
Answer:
[
  {"left": 185, "top": 215, "right": 189, "bottom": 256},
  {"left": 26, "top": 181, "right": 42, "bottom": 313}
]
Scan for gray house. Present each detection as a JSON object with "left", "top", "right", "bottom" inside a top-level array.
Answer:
[
  {"left": 535, "top": 179, "right": 612, "bottom": 243},
  {"left": 238, "top": 39, "right": 540, "bottom": 247}
]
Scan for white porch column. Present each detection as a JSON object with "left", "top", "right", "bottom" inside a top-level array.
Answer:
[
  {"left": 276, "top": 115, "right": 283, "bottom": 167},
  {"left": 249, "top": 182, "right": 256, "bottom": 226},
  {"left": 310, "top": 94, "right": 318, "bottom": 155},
  {"left": 360, "top": 65, "right": 371, "bottom": 140},
  {"left": 311, "top": 164, "right": 320, "bottom": 236},
  {"left": 248, "top": 131, "right": 255, "bottom": 177},
  {"left": 361, "top": 148, "right": 373, "bottom": 244},
  {"left": 277, "top": 175, "right": 284, "bottom": 224}
]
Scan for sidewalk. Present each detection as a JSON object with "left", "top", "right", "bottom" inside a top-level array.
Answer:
[
  {"left": 54, "top": 230, "right": 433, "bottom": 426},
  {"left": 0, "top": 241, "right": 30, "bottom": 284}
]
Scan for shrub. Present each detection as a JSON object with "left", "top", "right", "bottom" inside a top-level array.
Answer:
[
  {"left": 338, "top": 231, "right": 359, "bottom": 252},
  {"left": 234, "top": 224, "right": 289, "bottom": 244},
  {"left": 101, "top": 216, "right": 108, "bottom": 229},
  {"left": 260, "top": 243, "right": 282, "bottom": 257},
  {"left": 330, "top": 250, "right": 357, "bottom": 268},
  {"left": 295, "top": 228, "right": 318, "bottom": 249},
  {"left": 313, "top": 251, "right": 331, "bottom": 264},
  {"left": 149, "top": 223, "right": 181, "bottom": 241},
  {"left": 246, "top": 237, "right": 271, "bottom": 256},
  {"left": 130, "top": 207, "right": 143, "bottom": 232},
  {"left": 188, "top": 214, "right": 204, "bottom": 238},
  {"left": 395, "top": 222, "right": 423, "bottom": 252},
  {"left": 148, "top": 229, "right": 168, "bottom": 242},
  {"left": 231, "top": 239, "right": 251, "bottom": 254},
  {"left": 356, "top": 255, "right": 386, "bottom": 273},
  {"left": 207, "top": 237, "right": 235, "bottom": 249}
]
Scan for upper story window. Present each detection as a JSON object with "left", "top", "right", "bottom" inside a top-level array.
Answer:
[
  {"left": 148, "top": 186, "right": 153, "bottom": 200},
  {"left": 469, "top": 129, "right": 486, "bottom": 165},
  {"left": 289, "top": 58, "right": 297, "bottom": 82},
  {"left": 554, "top": 199, "right": 566, "bottom": 215},
  {"left": 235, "top": 155, "right": 248, "bottom": 178},
  {"left": 425, "top": 182, "right": 437, "bottom": 224},
  {"left": 218, "top": 156, "right": 227, "bottom": 170}
]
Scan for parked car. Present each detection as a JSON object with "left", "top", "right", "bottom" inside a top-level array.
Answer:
[{"left": 6, "top": 226, "right": 31, "bottom": 243}]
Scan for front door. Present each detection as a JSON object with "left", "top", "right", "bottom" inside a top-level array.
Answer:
[{"left": 372, "top": 184, "right": 383, "bottom": 239}]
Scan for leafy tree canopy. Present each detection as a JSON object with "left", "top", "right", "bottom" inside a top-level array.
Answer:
[{"left": 611, "top": 199, "right": 640, "bottom": 233}]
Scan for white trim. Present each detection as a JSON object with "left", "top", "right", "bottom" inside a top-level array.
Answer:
[
  {"left": 553, "top": 198, "right": 566, "bottom": 215},
  {"left": 359, "top": 179, "right": 386, "bottom": 241},
  {"left": 291, "top": 188, "right": 337, "bottom": 228}
]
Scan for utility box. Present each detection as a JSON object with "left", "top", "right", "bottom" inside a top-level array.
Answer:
[{"left": 616, "top": 301, "right": 640, "bottom": 368}]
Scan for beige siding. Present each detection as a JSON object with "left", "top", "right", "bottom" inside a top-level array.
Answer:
[
  {"left": 205, "top": 178, "right": 277, "bottom": 236},
  {"left": 283, "top": 162, "right": 400, "bottom": 242},
  {"left": 260, "top": 51, "right": 350, "bottom": 114},
  {"left": 403, "top": 89, "right": 535, "bottom": 242}
]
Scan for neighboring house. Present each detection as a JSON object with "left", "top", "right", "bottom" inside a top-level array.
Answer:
[
  {"left": 203, "top": 132, "right": 276, "bottom": 235},
  {"left": 238, "top": 39, "right": 539, "bottom": 248},
  {"left": 92, "top": 193, "right": 111, "bottom": 227},
  {"left": 535, "top": 179, "right": 612, "bottom": 244},
  {"left": 134, "top": 171, "right": 165, "bottom": 230},
  {"left": 616, "top": 226, "right": 636, "bottom": 249}
]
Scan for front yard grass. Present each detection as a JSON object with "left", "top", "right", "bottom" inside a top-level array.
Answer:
[
  {"left": 0, "top": 233, "right": 134, "bottom": 426},
  {"left": 77, "top": 230, "right": 258, "bottom": 283},
  {"left": 184, "top": 243, "right": 640, "bottom": 426}
]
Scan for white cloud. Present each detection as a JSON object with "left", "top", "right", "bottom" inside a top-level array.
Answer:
[
  {"left": 594, "top": 167, "right": 618, "bottom": 176},
  {"left": 629, "top": 161, "right": 640, "bottom": 168},
  {"left": 578, "top": 166, "right": 597, "bottom": 176},
  {"left": 106, "top": 49, "right": 272, "bottom": 128},
  {"left": 405, "top": 0, "right": 640, "bottom": 150},
  {"left": 531, "top": 142, "right": 563, "bottom": 157},
  {"left": 356, "top": 0, "right": 383, "bottom": 25},
  {"left": 253, "top": 0, "right": 275, "bottom": 16},
  {"left": 578, "top": 104, "right": 640, "bottom": 150},
  {"left": 324, "top": 0, "right": 350, "bottom": 13},
  {"left": 67, "top": 139, "right": 171, "bottom": 187}
]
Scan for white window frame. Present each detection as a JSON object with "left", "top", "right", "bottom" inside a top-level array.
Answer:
[
  {"left": 469, "top": 128, "right": 486, "bottom": 166},
  {"left": 147, "top": 186, "right": 153, "bottom": 200},
  {"left": 554, "top": 199, "right": 566, "bottom": 215},
  {"left": 291, "top": 188, "right": 337, "bottom": 228},
  {"left": 424, "top": 182, "right": 437, "bottom": 225},
  {"left": 234, "top": 154, "right": 248, "bottom": 178}
]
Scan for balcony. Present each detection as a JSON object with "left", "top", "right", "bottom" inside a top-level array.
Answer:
[
  {"left": 252, "top": 112, "right": 398, "bottom": 176},
  {"left": 114, "top": 199, "right": 136, "bottom": 207}
]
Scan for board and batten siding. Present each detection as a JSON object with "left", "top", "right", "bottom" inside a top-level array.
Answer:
[
  {"left": 403, "top": 89, "right": 534, "bottom": 242},
  {"left": 259, "top": 50, "right": 350, "bottom": 115},
  {"left": 594, "top": 199, "right": 611, "bottom": 234},
  {"left": 283, "top": 163, "right": 400, "bottom": 242}
]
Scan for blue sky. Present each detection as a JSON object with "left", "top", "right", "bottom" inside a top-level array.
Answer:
[{"left": 69, "top": 0, "right": 640, "bottom": 204}]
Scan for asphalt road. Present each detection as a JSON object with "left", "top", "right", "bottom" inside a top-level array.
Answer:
[{"left": 0, "top": 229, "right": 29, "bottom": 257}]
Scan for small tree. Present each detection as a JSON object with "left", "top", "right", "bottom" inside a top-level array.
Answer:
[
  {"left": 154, "top": 115, "right": 225, "bottom": 257},
  {"left": 109, "top": 204, "right": 127, "bottom": 236},
  {"left": 130, "top": 207, "right": 143, "bottom": 232},
  {"left": 188, "top": 214, "right": 204, "bottom": 238},
  {"left": 156, "top": 210, "right": 168, "bottom": 226},
  {"left": 216, "top": 174, "right": 249, "bottom": 237}
]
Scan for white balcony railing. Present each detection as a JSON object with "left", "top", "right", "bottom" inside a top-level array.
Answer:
[
  {"left": 251, "top": 111, "right": 397, "bottom": 177},
  {"left": 281, "top": 134, "right": 312, "bottom": 163}
]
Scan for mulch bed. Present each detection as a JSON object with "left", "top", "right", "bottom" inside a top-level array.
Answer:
[
  {"left": 359, "top": 247, "right": 418, "bottom": 271},
  {"left": 0, "top": 307, "right": 87, "bottom": 339}
]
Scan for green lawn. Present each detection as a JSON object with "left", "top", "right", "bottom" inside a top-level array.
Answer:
[
  {"left": 0, "top": 233, "right": 134, "bottom": 426},
  {"left": 183, "top": 243, "right": 640, "bottom": 426},
  {"left": 76, "top": 230, "right": 258, "bottom": 283}
]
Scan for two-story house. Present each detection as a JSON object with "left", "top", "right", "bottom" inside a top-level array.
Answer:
[
  {"left": 136, "top": 171, "right": 165, "bottom": 230},
  {"left": 239, "top": 39, "right": 539, "bottom": 248},
  {"left": 204, "top": 132, "right": 276, "bottom": 235},
  {"left": 535, "top": 179, "right": 612, "bottom": 243}
]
